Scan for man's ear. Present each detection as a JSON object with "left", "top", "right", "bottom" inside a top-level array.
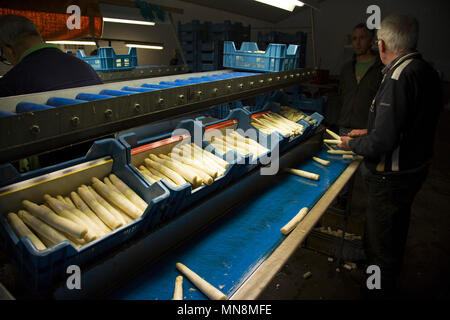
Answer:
[{"left": 378, "top": 39, "right": 386, "bottom": 53}]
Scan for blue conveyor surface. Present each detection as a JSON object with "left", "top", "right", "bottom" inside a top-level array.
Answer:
[{"left": 110, "top": 148, "right": 352, "bottom": 300}]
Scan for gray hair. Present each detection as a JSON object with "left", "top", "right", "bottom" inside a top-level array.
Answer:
[
  {"left": 377, "top": 14, "right": 419, "bottom": 54},
  {"left": 0, "top": 15, "right": 42, "bottom": 47}
]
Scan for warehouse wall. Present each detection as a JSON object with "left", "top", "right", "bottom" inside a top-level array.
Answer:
[
  {"left": 98, "top": 0, "right": 274, "bottom": 67},
  {"left": 276, "top": 0, "right": 450, "bottom": 82}
]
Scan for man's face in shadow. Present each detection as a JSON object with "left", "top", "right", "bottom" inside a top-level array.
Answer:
[{"left": 352, "top": 28, "right": 373, "bottom": 56}]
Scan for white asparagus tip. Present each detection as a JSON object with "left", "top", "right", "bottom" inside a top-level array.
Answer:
[{"left": 176, "top": 262, "right": 227, "bottom": 300}]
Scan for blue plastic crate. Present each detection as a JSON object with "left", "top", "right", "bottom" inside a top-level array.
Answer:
[
  {"left": 0, "top": 139, "right": 170, "bottom": 293},
  {"left": 201, "top": 108, "right": 281, "bottom": 176},
  {"left": 248, "top": 102, "right": 313, "bottom": 153},
  {"left": 118, "top": 120, "right": 239, "bottom": 223},
  {"left": 294, "top": 94, "right": 328, "bottom": 114},
  {"left": 223, "top": 41, "right": 299, "bottom": 73},
  {"left": 76, "top": 47, "right": 137, "bottom": 72}
]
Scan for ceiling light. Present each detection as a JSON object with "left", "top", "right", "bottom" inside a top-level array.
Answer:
[
  {"left": 254, "top": 0, "right": 304, "bottom": 11},
  {"left": 125, "top": 44, "right": 163, "bottom": 50},
  {"left": 103, "top": 17, "right": 155, "bottom": 26},
  {"left": 46, "top": 41, "right": 97, "bottom": 45}
]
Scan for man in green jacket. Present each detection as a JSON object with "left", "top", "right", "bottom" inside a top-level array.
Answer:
[
  {"left": 338, "top": 23, "right": 383, "bottom": 137},
  {"left": 334, "top": 23, "right": 384, "bottom": 209}
]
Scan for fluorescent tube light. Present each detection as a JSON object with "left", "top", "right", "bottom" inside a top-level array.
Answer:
[
  {"left": 254, "top": 0, "right": 304, "bottom": 11},
  {"left": 125, "top": 44, "right": 163, "bottom": 50},
  {"left": 103, "top": 17, "right": 155, "bottom": 26},
  {"left": 46, "top": 41, "right": 97, "bottom": 45}
]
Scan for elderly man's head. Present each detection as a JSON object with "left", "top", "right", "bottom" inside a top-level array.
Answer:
[
  {"left": 352, "top": 23, "right": 376, "bottom": 57},
  {"left": 377, "top": 14, "right": 419, "bottom": 65},
  {"left": 0, "top": 15, "right": 43, "bottom": 65}
]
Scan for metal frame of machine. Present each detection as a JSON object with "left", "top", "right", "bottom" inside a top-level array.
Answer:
[{"left": 0, "top": 68, "right": 316, "bottom": 164}]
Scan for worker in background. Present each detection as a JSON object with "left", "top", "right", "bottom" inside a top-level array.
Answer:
[
  {"left": 0, "top": 14, "right": 102, "bottom": 97},
  {"left": 338, "top": 22, "right": 383, "bottom": 135},
  {"left": 338, "top": 14, "right": 443, "bottom": 298},
  {"left": 334, "top": 23, "right": 384, "bottom": 209},
  {"left": 0, "top": 14, "right": 103, "bottom": 171}
]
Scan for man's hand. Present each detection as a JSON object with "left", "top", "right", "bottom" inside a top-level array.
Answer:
[
  {"left": 338, "top": 136, "right": 352, "bottom": 150},
  {"left": 347, "top": 129, "right": 368, "bottom": 138}
]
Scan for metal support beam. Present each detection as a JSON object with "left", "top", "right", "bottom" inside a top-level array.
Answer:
[{"left": 0, "top": 69, "right": 316, "bottom": 164}]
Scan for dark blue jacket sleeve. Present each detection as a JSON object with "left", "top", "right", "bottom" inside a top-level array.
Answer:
[{"left": 348, "top": 73, "right": 411, "bottom": 157}]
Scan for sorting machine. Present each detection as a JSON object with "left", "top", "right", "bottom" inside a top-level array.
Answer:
[{"left": 0, "top": 68, "right": 360, "bottom": 299}]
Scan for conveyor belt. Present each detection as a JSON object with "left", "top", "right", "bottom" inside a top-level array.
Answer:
[{"left": 107, "top": 148, "right": 351, "bottom": 300}]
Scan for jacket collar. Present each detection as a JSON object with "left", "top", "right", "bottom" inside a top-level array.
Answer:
[{"left": 382, "top": 51, "right": 421, "bottom": 74}]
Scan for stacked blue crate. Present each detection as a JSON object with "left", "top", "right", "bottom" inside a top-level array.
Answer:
[
  {"left": 257, "top": 31, "right": 307, "bottom": 68},
  {"left": 223, "top": 42, "right": 299, "bottom": 73},
  {"left": 178, "top": 20, "right": 251, "bottom": 72},
  {"left": 178, "top": 20, "right": 208, "bottom": 72},
  {"left": 76, "top": 47, "right": 138, "bottom": 72}
]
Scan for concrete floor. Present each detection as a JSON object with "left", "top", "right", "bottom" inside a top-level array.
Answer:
[{"left": 258, "top": 110, "right": 450, "bottom": 300}]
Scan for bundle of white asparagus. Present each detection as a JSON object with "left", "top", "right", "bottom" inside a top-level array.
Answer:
[
  {"left": 251, "top": 112, "right": 304, "bottom": 137},
  {"left": 280, "top": 106, "right": 317, "bottom": 125},
  {"left": 206, "top": 130, "right": 269, "bottom": 158},
  {"left": 5, "top": 173, "right": 148, "bottom": 251},
  {"left": 137, "top": 143, "right": 230, "bottom": 189}
]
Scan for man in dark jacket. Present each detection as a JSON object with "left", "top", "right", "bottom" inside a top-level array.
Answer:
[
  {"left": 338, "top": 23, "right": 384, "bottom": 138},
  {"left": 339, "top": 14, "right": 443, "bottom": 297},
  {"left": 0, "top": 14, "right": 102, "bottom": 97},
  {"left": 0, "top": 14, "right": 103, "bottom": 171}
]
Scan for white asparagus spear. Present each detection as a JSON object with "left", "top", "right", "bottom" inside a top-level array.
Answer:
[
  {"left": 7, "top": 212, "right": 46, "bottom": 250},
  {"left": 280, "top": 207, "right": 309, "bottom": 235},
  {"left": 138, "top": 168, "right": 158, "bottom": 184},
  {"left": 216, "top": 136, "right": 252, "bottom": 156},
  {"left": 22, "top": 200, "right": 87, "bottom": 239},
  {"left": 160, "top": 153, "right": 214, "bottom": 186},
  {"left": 96, "top": 181, "right": 134, "bottom": 223},
  {"left": 170, "top": 150, "right": 219, "bottom": 179},
  {"left": 61, "top": 231, "right": 87, "bottom": 246},
  {"left": 138, "top": 166, "right": 162, "bottom": 184},
  {"left": 285, "top": 168, "right": 320, "bottom": 181},
  {"left": 59, "top": 197, "right": 110, "bottom": 237},
  {"left": 108, "top": 174, "right": 148, "bottom": 212},
  {"left": 70, "top": 191, "right": 111, "bottom": 234},
  {"left": 228, "top": 131, "right": 269, "bottom": 154},
  {"left": 77, "top": 186, "right": 122, "bottom": 230},
  {"left": 87, "top": 185, "right": 128, "bottom": 224},
  {"left": 326, "top": 128, "right": 341, "bottom": 140},
  {"left": 145, "top": 165, "right": 179, "bottom": 188},
  {"left": 323, "top": 139, "right": 341, "bottom": 144},
  {"left": 37, "top": 232, "right": 55, "bottom": 248},
  {"left": 176, "top": 262, "right": 227, "bottom": 300},
  {"left": 63, "top": 196, "right": 78, "bottom": 211},
  {"left": 150, "top": 154, "right": 202, "bottom": 187},
  {"left": 56, "top": 195, "right": 68, "bottom": 205},
  {"left": 343, "top": 154, "right": 355, "bottom": 160},
  {"left": 44, "top": 195, "right": 98, "bottom": 241},
  {"left": 327, "top": 149, "right": 355, "bottom": 155},
  {"left": 173, "top": 276, "right": 183, "bottom": 300},
  {"left": 190, "top": 143, "right": 229, "bottom": 169},
  {"left": 18, "top": 210, "right": 75, "bottom": 247},
  {"left": 92, "top": 177, "right": 142, "bottom": 220},
  {"left": 312, "top": 157, "right": 330, "bottom": 166},
  {"left": 88, "top": 185, "right": 132, "bottom": 224},
  {"left": 145, "top": 158, "right": 187, "bottom": 186}
]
